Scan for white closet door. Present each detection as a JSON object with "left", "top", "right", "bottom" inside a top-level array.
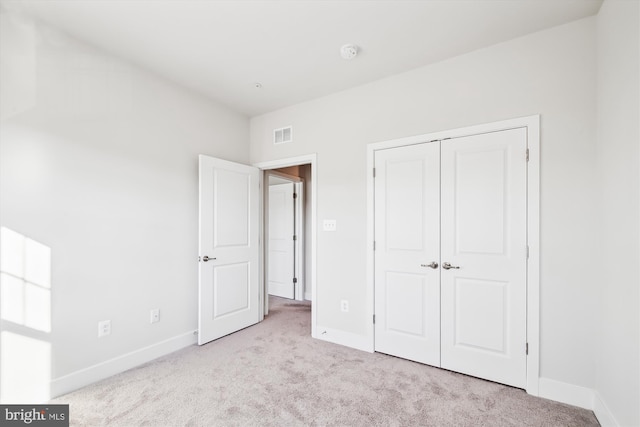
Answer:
[
  {"left": 440, "top": 128, "right": 528, "bottom": 388},
  {"left": 374, "top": 143, "right": 441, "bottom": 366}
]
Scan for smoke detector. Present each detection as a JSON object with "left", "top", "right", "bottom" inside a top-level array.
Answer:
[{"left": 340, "top": 44, "right": 359, "bottom": 60}]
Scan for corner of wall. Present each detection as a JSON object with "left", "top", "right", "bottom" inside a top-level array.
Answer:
[
  {"left": 537, "top": 377, "right": 595, "bottom": 410},
  {"left": 537, "top": 377, "right": 625, "bottom": 426},
  {"left": 593, "top": 391, "right": 620, "bottom": 427}
]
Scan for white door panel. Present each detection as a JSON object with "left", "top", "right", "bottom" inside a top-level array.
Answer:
[
  {"left": 453, "top": 148, "right": 506, "bottom": 254},
  {"left": 199, "top": 155, "right": 259, "bottom": 345},
  {"left": 268, "top": 183, "right": 295, "bottom": 299},
  {"left": 374, "top": 143, "right": 441, "bottom": 366},
  {"left": 214, "top": 169, "right": 251, "bottom": 247},
  {"left": 440, "top": 128, "right": 527, "bottom": 388},
  {"left": 213, "top": 262, "right": 250, "bottom": 317}
]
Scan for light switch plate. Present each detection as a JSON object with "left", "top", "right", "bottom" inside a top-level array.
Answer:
[{"left": 323, "top": 219, "right": 337, "bottom": 232}]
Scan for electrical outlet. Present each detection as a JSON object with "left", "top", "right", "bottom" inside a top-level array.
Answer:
[
  {"left": 98, "top": 320, "right": 111, "bottom": 337},
  {"left": 323, "top": 219, "right": 337, "bottom": 232},
  {"left": 340, "top": 300, "right": 349, "bottom": 312},
  {"left": 150, "top": 309, "right": 160, "bottom": 324}
]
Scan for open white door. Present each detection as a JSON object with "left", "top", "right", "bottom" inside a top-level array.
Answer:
[{"left": 198, "top": 155, "right": 260, "bottom": 345}]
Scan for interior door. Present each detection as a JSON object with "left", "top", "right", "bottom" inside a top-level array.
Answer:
[
  {"left": 374, "top": 142, "right": 441, "bottom": 366},
  {"left": 198, "top": 155, "right": 260, "bottom": 345},
  {"left": 440, "top": 128, "right": 527, "bottom": 388},
  {"left": 268, "top": 183, "right": 295, "bottom": 299}
]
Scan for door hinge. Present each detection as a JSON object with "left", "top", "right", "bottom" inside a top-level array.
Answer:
[
  {"left": 373, "top": 241, "right": 376, "bottom": 251},
  {"left": 293, "top": 235, "right": 297, "bottom": 241},
  {"left": 373, "top": 314, "right": 376, "bottom": 324},
  {"left": 293, "top": 192, "right": 298, "bottom": 199},
  {"left": 526, "top": 342, "right": 529, "bottom": 355},
  {"left": 526, "top": 148, "right": 530, "bottom": 162},
  {"left": 198, "top": 256, "right": 201, "bottom": 262},
  {"left": 526, "top": 245, "right": 529, "bottom": 259},
  {"left": 293, "top": 277, "right": 298, "bottom": 284}
]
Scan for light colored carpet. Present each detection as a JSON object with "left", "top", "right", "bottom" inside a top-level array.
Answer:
[{"left": 52, "top": 297, "right": 599, "bottom": 426}]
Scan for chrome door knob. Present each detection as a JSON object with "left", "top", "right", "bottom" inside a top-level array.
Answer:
[
  {"left": 202, "top": 255, "right": 216, "bottom": 262},
  {"left": 442, "top": 262, "right": 460, "bottom": 270},
  {"left": 420, "top": 262, "right": 439, "bottom": 269}
]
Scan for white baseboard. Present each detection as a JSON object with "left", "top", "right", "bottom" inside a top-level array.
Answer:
[
  {"left": 593, "top": 391, "right": 619, "bottom": 427},
  {"left": 50, "top": 331, "right": 197, "bottom": 398},
  {"left": 314, "top": 325, "right": 373, "bottom": 352},
  {"left": 538, "top": 377, "right": 594, "bottom": 410},
  {"left": 537, "top": 379, "right": 623, "bottom": 426}
]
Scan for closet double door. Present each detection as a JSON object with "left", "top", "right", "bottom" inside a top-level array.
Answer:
[{"left": 374, "top": 128, "right": 527, "bottom": 388}]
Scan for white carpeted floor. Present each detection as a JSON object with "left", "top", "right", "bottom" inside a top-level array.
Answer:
[{"left": 51, "top": 296, "right": 599, "bottom": 426}]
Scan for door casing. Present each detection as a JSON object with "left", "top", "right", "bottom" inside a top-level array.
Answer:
[
  {"left": 366, "top": 116, "right": 540, "bottom": 395},
  {"left": 254, "top": 154, "right": 318, "bottom": 338},
  {"left": 265, "top": 170, "right": 305, "bottom": 302}
]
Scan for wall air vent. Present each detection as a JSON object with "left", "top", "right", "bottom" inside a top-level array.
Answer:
[{"left": 273, "top": 126, "right": 293, "bottom": 145}]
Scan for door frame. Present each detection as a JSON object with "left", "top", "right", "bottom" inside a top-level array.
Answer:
[
  {"left": 254, "top": 154, "right": 317, "bottom": 339},
  {"left": 366, "top": 116, "right": 540, "bottom": 395},
  {"left": 265, "top": 170, "right": 305, "bottom": 302}
]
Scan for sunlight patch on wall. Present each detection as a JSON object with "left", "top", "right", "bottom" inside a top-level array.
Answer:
[
  {"left": 0, "top": 227, "right": 51, "bottom": 332},
  {"left": 0, "top": 227, "right": 52, "bottom": 403},
  {"left": 0, "top": 332, "right": 51, "bottom": 403}
]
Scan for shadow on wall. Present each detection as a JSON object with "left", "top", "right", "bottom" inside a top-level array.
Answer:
[{"left": 0, "top": 227, "right": 52, "bottom": 403}]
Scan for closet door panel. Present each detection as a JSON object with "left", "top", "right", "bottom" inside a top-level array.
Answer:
[
  {"left": 440, "top": 128, "right": 527, "bottom": 389},
  {"left": 374, "top": 143, "right": 441, "bottom": 366}
]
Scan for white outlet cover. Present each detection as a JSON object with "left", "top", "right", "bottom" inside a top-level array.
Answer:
[
  {"left": 98, "top": 320, "right": 111, "bottom": 337},
  {"left": 323, "top": 219, "right": 337, "bottom": 232}
]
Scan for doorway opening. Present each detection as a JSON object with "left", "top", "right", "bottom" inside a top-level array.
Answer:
[
  {"left": 255, "top": 155, "right": 317, "bottom": 338},
  {"left": 265, "top": 167, "right": 307, "bottom": 302}
]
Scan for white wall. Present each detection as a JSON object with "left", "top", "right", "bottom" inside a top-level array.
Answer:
[
  {"left": 251, "top": 17, "right": 600, "bottom": 391},
  {"left": 595, "top": 1, "right": 640, "bottom": 426},
  {"left": 0, "top": 12, "right": 249, "bottom": 399}
]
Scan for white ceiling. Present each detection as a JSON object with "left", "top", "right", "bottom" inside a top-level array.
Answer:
[{"left": 2, "top": 0, "right": 602, "bottom": 117}]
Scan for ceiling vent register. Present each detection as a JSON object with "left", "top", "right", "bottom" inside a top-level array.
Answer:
[{"left": 273, "top": 126, "right": 293, "bottom": 145}]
